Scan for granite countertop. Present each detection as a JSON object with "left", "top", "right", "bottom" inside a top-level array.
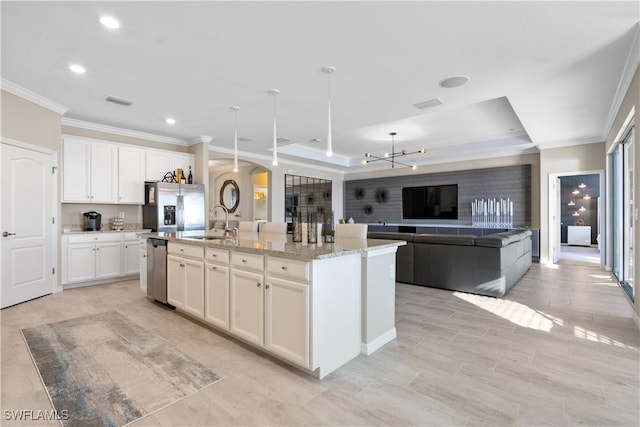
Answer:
[
  {"left": 142, "top": 231, "right": 405, "bottom": 261},
  {"left": 63, "top": 229, "right": 151, "bottom": 235}
]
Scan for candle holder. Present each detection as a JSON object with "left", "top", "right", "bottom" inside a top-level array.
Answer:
[
  {"left": 292, "top": 209, "right": 302, "bottom": 242},
  {"left": 323, "top": 211, "right": 335, "bottom": 243},
  {"left": 307, "top": 212, "right": 317, "bottom": 244},
  {"left": 471, "top": 198, "right": 514, "bottom": 228}
]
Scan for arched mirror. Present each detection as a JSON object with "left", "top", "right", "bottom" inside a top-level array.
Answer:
[{"left": 220, "top": 179, "right": 240, "bottom": 213}]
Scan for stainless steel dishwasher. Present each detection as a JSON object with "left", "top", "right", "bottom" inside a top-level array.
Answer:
[{"left": 147, "top": 238, "right": 169, "bottom": 304}]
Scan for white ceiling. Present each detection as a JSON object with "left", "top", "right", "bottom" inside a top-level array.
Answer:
[{"left": 2, "top": 1, "right": 639, "bottom": 172}]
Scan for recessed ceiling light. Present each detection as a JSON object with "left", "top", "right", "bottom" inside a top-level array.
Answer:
[
  {"left": 69, "top": 64, "right": 86, "bottom": 74},
  {"left": 165, "top": 118, "right": 176, "bottom": 125},
  {"left": 99, "top": 16, "right": 120, "bottom": 29},
  {"left": 310, "top": 138, "right": 322, "bottom": 143},
  {"left": 238, "top": 137, "right": 255, "bottom": 142},
  {"left": 439, "top": 75, "right": 470, "bottom": 88}
]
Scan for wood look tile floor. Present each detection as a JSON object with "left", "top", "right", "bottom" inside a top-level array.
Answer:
[{"left": 2, "top": 263, "right": 639, "bottom": 426}]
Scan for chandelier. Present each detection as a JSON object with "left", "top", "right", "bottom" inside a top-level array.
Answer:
[{"left": 362, "top": 132, "right": 427, "bottom": 169}]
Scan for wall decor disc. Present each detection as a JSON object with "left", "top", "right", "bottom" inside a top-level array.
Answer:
[
  {"left": 375, "top": 188, "right": 389, "bottom": 203},
  {"left": 364, "top": 204, "right": 374, "bottom": 215},
  {"left": 354, "top": 187, "right": 365, "bottom": 200}
]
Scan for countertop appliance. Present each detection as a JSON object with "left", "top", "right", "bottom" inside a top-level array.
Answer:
[
  {"left": 146, "top": 238, "right": 169, "bottom": 304},
  {"left": 83, "top": 211, "right": 102, "bottom": 231},
  {"left": 143, "top": 182, "right": 205, "bottom": 232}
]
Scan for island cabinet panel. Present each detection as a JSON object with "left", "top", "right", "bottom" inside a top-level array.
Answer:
[
  {"left": 167, "top": 250, "right": 204, "bottom": 318},
  {"left": 205, "top": 248, "right": 230, "bottom": 329},
  {"left": 265, "top": 276, "right": 310, "bottom": 368},
  {"left": 230, "top": 268, "right": 264, "bottom": 346}
]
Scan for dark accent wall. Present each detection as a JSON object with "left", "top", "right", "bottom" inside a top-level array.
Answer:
[
  {"left": 344, "top": 165, "right": 531, "bottom": 226},
  {"left": 559, "top": 174, "right": 600, "bottom": 244}
]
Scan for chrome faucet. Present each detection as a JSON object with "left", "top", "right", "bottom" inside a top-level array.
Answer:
[{"left": 210, "top": 205, "right": 237, "bottom": 237}]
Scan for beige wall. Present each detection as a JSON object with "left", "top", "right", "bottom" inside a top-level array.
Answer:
[
  {"left": 605, "top": 64, "right": 639, "bottom": 323},
  {"left": 539, "top": 143, "right": 606, "bottom": 263},
  {"left": 1, "top": 91, "right": 62, "bottom": 150}
]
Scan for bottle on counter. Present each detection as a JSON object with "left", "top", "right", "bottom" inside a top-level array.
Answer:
[{"left": 187, "top": 166, "right": 193, "bottom": 184}]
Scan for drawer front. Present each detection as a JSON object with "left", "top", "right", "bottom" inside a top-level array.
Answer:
[
  {"left": 67, "top": 233, "right": 122, "bottom": 244},
  {"left": 267, "top": 257, "right": 310, "bottom": 282},
  {"left": 168, "top": 242, "right": 204, "bottom": 259},
  {"left": 205, "top": 247, "right": 229, "bottom": 265},
  {"left": 231, "top": 251, "right": 264, "bottom": 272}
]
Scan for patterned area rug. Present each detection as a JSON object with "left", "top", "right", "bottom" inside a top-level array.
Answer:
[{"left": 22, "top": 310, "right": 221, "bottom": 427}]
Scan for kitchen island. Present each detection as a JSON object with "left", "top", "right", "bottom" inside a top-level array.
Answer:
[{"left": 143, "top": 231, "right": 404, "bottom": 379}]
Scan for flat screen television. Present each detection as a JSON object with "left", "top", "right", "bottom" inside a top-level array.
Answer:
[{"left": 402, "top": 184, "right": 458, "bottom": 219}]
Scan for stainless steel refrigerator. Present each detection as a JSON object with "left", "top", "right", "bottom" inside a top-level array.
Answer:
[{"left": 143, "top": 182, "right": 205, "bottom": 232}]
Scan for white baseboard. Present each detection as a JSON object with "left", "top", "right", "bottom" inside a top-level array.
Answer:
[{"left": 360, "top": 328, "right": 397, "bottom": 356}]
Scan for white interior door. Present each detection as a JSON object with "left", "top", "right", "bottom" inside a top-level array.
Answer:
[
  {"left": 551, "top": 176, "right": 562, "bottom": 264},
  {"left": 1, "top": 142, "right": 55, "bottom": 308}
]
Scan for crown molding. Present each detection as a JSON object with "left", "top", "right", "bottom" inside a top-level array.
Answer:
[
  {"left": 603, "top": 23, "right": 640, "bottom": 141},
  {"left": 1, "top": 79, "right": 68, "bottom": 114},
  {"left": 61, "top": 117, "right": 188, "bottom": 146}
]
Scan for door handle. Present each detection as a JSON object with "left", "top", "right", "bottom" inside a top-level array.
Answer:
[{"left": 2, "top": 231, "right": 16, "bottom": 237}]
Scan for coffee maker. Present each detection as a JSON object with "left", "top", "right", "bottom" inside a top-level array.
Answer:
[{"left": 83, "top": 211, "right": 102, "bottom": 231}]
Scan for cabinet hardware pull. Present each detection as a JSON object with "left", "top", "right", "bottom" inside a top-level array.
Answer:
[
  {"left": 2, "top": 231, "right": 16, "bottom": 237},
  {"left": 256, "top": 282, "right": 261, "bottom": 287},
  {"left": 210, "top": 266, "right": 217, "bottom": 270},
  {"left": 96, "top": 248, "right": 100, "bottom": 251},
  {"left": 242, "top": 259, "right": 247, "bottom": 263},
  {"left": 266, "top": 284, "right": 270, "bottom": 290},
  {"left": 281, "top": 266, "right": 287, "bottom": 270},
  {"left": 180, "top": 248, "right": 184, "bottom": 252},
  {"left": 211, "top": 254, "right": 217, "bottom": 257},
  {"left": 180, "top": 263, "right": 185, "bottom": 267}
]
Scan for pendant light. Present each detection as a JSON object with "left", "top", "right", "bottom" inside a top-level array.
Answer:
[
  {"left": 323, "top": 65, "right": 336, "bottom": 157},
  {"left": 230, "top": 106, "right": 240, "bottom": 172},
  {"left": 269, "top": 89, "right": 280, "bottom": 166}
]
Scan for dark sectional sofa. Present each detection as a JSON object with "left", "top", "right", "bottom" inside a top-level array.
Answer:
[{"left": 368, "top": 229, "right": 532, "bottom": 298}]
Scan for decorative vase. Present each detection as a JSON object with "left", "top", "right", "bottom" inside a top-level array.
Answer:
[
  {"left": 323, "top": 211, "right": 335, "bottom": 243},
  {"left": 307, "top": 212, "right": 317, "bottom": 244},
  {"left": 292, "top": 209, "right": 302, "bottom": 242}
]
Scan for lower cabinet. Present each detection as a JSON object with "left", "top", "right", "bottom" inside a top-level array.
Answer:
[
  {"left": 229, "top": 269, "right": 264, "bottom": 346},
  {"left": 204, "top": 263, "right": 229, "bottom": 329},
  {"left": 122, "top": 238, "right": 141, "bottom": 276},
  {"left": 64, "top": 235, "right": 122, "bottom": 284},
  {"left": 167, "top": 254, "right": 204, "bottom": 318},
  {"left": 265, "top": 276, "right": 309, "bottom": 368}
]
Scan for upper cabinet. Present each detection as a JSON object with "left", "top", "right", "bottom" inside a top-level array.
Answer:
[
  {"left": 145, "top": 150, "right": 194, "bottom": 182},
  {"left": 117, "top": 146, "right": 145, "bottom": 204},
  {"left": 62, "top": 137, "right": 117, "bottom": 203},
  {"left": 62, "top": 136, "right": 195, "bottom": 204}
]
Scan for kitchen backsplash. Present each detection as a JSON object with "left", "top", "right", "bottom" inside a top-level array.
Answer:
[{"left": 61, "top": 204, "right": 142, "bottom": 231}]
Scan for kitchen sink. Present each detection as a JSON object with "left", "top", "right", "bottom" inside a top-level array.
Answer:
[{"left": 186, "top": 235, "right": 233, "bottom": 240}]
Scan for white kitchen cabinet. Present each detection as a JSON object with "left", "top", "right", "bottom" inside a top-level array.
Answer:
[
  {"left": 169, "top": 152, "right": 193, "bottom": 177},
  {"left": 123, "top": 233, "right": 141, "bottom": 275},
  {"left": 62, "top": 137, "right": 117, "bottom": 203},
  {"left": 205, "top": 248, "right": 230, "bottom": 329},
  {"left": 63, "top": 233, "right": 122, "bottom": 284},
  {"left": 230, "top": 268, "right": 264, "bottom": 346},
  {"left": 118, "top": 146, "right": 145, "bottom": 203},
  {"left": 139, "top": 241, "right": 148, "bottom": 291},
  {"left": 145, "top": 150, "right": 171, "bottom": 182},
  {"left": 265, "top": 276, "right": 309, "bottom": 368},
  {"left": 205, "top": 263, "right": 230, "bottom": 329},
  {"left": 95, "top": 241, "right": 122, "bottom": 279},
  {"left": 167, "top": 243, "right": 204, "bottom": 318},
  {"left": 145, "top": 150, "right": 195, "bottom": 182}
]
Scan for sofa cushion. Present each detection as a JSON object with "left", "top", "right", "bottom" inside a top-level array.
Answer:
[
  {"left": 367, "top": 232, "right": 415, "bottom": 242},
  {"left": 475, "top": 232, "right": 520, "bottom": 247},
  {"left": 413, "top": 234, "right": 476, "bottom": 246}
]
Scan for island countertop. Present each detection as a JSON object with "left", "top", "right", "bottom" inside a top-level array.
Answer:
[{"left": 143, "top": 231, "right": 405, "bottom": 261}]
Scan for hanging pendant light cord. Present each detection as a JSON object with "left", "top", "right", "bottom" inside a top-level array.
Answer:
[
  {"left": 323, "top": 66, "right": 336, "bottom": 157},
  {"left": 270, "top": 89, "right": 280, "bottom": 166},
  {"left": 233, "top": 107, "right": 239, "bottom": 172}
]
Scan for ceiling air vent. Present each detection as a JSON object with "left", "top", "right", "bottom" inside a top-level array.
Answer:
[
  {"left": 276, "top": 137, "right": 291, "bottom": 143},
  {"left": 413, "top": 98, "right": 444, "bottom": 110},
  {"left": 105, "top": 96, "right": 135, "bottom": 107}
]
